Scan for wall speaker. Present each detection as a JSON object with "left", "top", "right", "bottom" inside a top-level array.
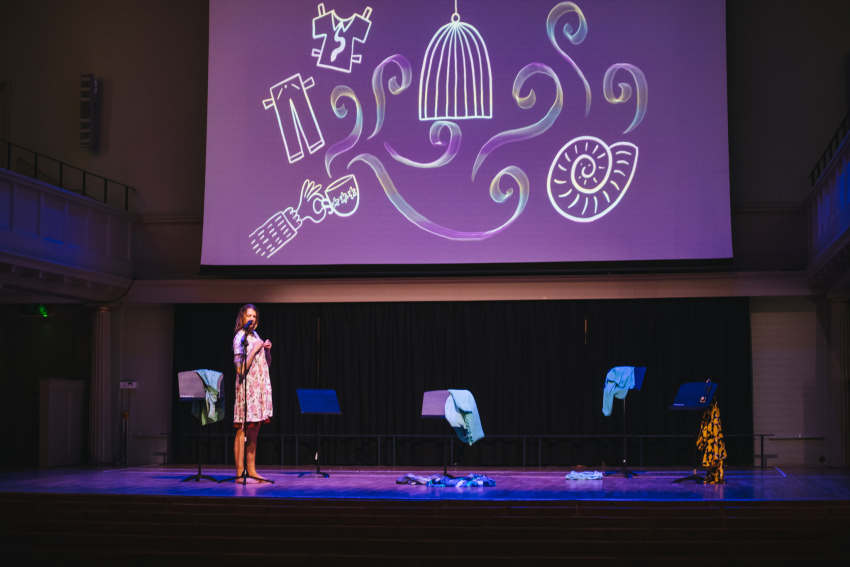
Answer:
[{"left": 80, "top": 73, "right": 98, "bottom": 149}]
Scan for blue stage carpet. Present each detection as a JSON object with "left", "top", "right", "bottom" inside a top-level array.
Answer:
[{"left": 1, "top": 465, "right": 848, "bottom": 502}]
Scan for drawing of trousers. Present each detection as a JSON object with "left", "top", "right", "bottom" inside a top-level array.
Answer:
[{"left": 263, "top": 74, "right": 325, "bottom": 163}]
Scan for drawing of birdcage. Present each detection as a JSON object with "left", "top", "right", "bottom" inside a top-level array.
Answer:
[{"left": 419, "top": 6, "right": 492, "bottom": 121}]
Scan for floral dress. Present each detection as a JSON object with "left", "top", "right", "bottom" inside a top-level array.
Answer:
[{"left": 232, "top": 330, "right": 273, "bottom": 424}]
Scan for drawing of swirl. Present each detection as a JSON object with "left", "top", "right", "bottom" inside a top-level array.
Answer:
[
  {"left": 547, "top": 2, "right": 591, "bottom": 116},
  {"left": 603, "top": 64, "right": 648, "bottom": 134},
  {"left": 370, "top": 54, "right": 412, "bottom": 139},
  {"left": 547, "top": 136, "right": 638, "bottom": 222},
  {"left": 324, "top": 86, "right": 363, "bottom": 178},
  {"left": 348, "top": 153, "right": 528, "bottom": 240},
  {"left": 472, "top": 63, "right": 562, "bottom": 180},
  {"left": 385, "top": 121, "right": 461, "bottom": 168}
]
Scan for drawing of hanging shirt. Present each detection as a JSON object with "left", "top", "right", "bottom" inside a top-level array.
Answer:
[
  {"left": 262, "top": 74, "right": 324, "bottom": 164},
  {"left": 311, "top": 4, "right": 372, "bottom": 73}
]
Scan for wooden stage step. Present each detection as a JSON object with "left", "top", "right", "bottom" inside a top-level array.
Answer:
[{"left": 1, "top": 493, "right": 847, "bottom": 564}]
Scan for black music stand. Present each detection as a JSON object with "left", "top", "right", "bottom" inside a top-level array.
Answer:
[
  {"left": 604, "top": 366, "right": 646, "bottom": 478},
  {"left": 297, "top": 389, "right": 341, "bottom": 478},
  {"left": 670, "top": 380, "right": 718, "bottom": 483},
  {"left": 178, "top": 371, "right": 224, "bottom": 482},
  {"left": 421, "top": 390, "right": 456, "bottom": 478}
]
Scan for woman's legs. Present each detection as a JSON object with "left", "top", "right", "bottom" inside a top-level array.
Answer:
[
  {"left": 245, "top": 423, "right": 266, "bottom": 480},
  {"left": 234, "top": 427, "right": 245, "bottom": 478}
]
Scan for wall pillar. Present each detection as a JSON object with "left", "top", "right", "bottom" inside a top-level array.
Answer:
[
  {"left": 90, "top": 306, "right": 112, "bottom": 463},
  {"left": 827, "top": 299, "right": 850, "bottom": 467}
]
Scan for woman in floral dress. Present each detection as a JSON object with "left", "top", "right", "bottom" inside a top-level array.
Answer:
[{"left": 232, "top": 304, "right": 273, "bottom": 482}]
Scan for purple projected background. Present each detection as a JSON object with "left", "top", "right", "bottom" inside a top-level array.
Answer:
[{"left": 202, "top": 0, "right": 731, "bottom": 269}]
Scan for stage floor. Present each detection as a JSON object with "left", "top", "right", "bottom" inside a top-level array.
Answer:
[{"left": 1, "top": 465, "right": 849, "bottom": 502}]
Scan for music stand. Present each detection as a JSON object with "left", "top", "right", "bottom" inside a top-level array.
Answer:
[
  {"left": 421, "top": 390, "right": 456, "bottom": 478},
  {"left": 297, "top": 389, "right": 341, "bottom": 478},
  {"left": 670, "top": 380, "right": 718, "bottom": 483},
  {"left": 178, "top": 371, "right": 224, "bottom": 482},
  {"left": 604, "top": 367, "right": 646, "bottom": 478}
]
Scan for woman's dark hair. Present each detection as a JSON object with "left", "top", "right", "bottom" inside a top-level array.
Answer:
[{"left": 234, "top": 304, "right": 259, "bottom": 336}]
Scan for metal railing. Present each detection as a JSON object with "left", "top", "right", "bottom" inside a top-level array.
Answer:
[
  {"left": 804, "top": 115, "right": 850, "bottom": 268},
  {"left": 0, "top": 138, "right": 136, "bottom": 211},
  {"left": 166, "top": 432, "right": 775, "bottom": 468},
  {"left": 810, "top": 111, "right": 850, "bottom": 186}
]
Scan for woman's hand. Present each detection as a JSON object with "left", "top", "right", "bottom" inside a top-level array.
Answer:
[{"left": 263, "top": 340, "right": 272, "bottom": 350}]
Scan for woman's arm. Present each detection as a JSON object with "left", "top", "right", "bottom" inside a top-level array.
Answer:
[{"left": 234, "top": 335, "right": 265, "bottom": 378}]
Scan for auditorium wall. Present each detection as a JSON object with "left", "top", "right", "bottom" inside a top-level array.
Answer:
[
  {"left": 113, "top": 304, "right": 173, "bottom": 465},
  {"left": 750, "top": 296, "right": 828, "bottom": 466},
  {"left": 1, "top": 0, "right": 848, "bottom": 277}
]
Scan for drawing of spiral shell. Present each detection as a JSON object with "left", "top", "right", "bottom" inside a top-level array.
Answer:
[{"left": 546, "top": 136, "right": 638, "bottom": 222}]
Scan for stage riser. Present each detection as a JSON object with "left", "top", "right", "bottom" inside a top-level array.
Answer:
[
  {"left": 2, "top": 500, "right": 849, "bottom": 516},
  {"left": 1, "top": 519, "right": 848, "bottom": 545},
  {"left": 1, "top": 495, "right": 847, "bottom": 562},
  {"left": 1, "top": 531, "right": 845, "bottom": 559},
  {"left": 3, "top": 553, "right": 839, "bottom": 567},
  {"left": 4, "top": 509, "right": 849, "bottom": 528},
  {"left": 3, "top": 504, "right": 850, "bottom": 519},
  {"left": 5, "top": 508, "right": 847, "bottom": 530},
  {"left": 3, "top": 499, "right": 849, "bottom": 516}
]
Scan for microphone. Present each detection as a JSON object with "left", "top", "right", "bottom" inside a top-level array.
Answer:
[{"left": 241, "top": 321, "right": 252, "bottom": 346}]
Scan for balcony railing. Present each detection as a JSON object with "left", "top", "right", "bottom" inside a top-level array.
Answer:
[
  {"left": 810, "top": 111, "right": 849, "bottom": 187},
  {"left": 806, "top": 114, "right": 850, "bottom": 266},
  {"left": 0, "top": 139, "right": 136, "bottom": 212}
]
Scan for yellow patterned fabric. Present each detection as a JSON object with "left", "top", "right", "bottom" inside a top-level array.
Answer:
[{"left": 696, "top": 399, "right": 726, "bottom": 484}]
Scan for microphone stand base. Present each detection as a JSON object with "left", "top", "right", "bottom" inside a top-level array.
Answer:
[{"left": 218, "top": 472, "right": 275, "bottom": 484}]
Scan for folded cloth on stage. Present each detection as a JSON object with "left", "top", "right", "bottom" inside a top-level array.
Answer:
[
  {"left": 190, "top": 369, "right": 225, "bottom": 425},
  {"left": 602, "top": 366, "right": 635, "bottom": 416},
  {"left": 445, "top": 389, "right": 485, "bottom": 445},
  {"left": 396, "top": 473, "right": 496, "bottom": 487},
  {"left": 565, "top": 470, "right": 604, "bottom": 480}
]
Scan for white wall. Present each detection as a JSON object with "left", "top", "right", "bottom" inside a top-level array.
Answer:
[
  {"left": 113, "top": 304, "right": 173, "bottom": 465},
  {"left": 751, "top": 296, "right": 828, "bottom": 466}
]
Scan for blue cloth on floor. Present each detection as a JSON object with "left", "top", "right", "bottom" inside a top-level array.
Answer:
[
  {"left": 602, "top": 366, "right": 635, "bottom": 416},
  {"left": 396, "top": 473, "right": 496, "bottom": 487},
  {"left": 566, "top": 470, "right": 604, "bottom": 480},
  {"left": 445, "top": 389, "right": 485, "bottom": 445},
  {"left": 190, "top": 369, "right": 225, "bottom": 425}
]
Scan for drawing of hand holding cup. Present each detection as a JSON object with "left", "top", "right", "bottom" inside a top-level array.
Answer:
[{"left": 250, "top": 174, "right": 359, "bottom": 258}]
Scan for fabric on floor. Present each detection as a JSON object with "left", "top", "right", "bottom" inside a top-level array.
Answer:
[{"left": 396, "top": 473, "right": 496, "bottom": 487}]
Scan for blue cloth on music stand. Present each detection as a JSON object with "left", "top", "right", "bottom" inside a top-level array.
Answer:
[
  {"left": 445, "top": 389, "right": 485, "bottom": 445},
  {"left": 602, "top": 366, "right": 636, "bottom": 416},
  {"left": 190, "top": 369, "right": 225, "bottom": 425}
]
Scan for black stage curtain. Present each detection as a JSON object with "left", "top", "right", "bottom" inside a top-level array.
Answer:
[{"left": 172, "top": 298, "right": 753, "bottom": 467}]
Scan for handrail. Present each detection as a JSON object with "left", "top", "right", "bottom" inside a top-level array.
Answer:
[
  {"left": 167, "top": 431, "right": 775, "bottom": 469},
  {"left": 804, "top": 117, "right": 850, "bottom": 270},
  {"left": 810, "top": 111, "right": 850, "bottom": 187},
  {"left": 0, "top": 138, "right": 136, "bottom": 212}
]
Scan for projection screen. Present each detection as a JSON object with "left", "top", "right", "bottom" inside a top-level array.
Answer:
[{"left": 201, "top": 0, "right": 732, "bottom": 275}]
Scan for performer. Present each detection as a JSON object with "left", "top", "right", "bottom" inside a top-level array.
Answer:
[{"left": 232, "top": 304, "right": 273, "bottom": 482}]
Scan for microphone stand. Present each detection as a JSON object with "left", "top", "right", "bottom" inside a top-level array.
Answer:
[{"left": 219, "top": 323, "right": 274, "bottom": 485}]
